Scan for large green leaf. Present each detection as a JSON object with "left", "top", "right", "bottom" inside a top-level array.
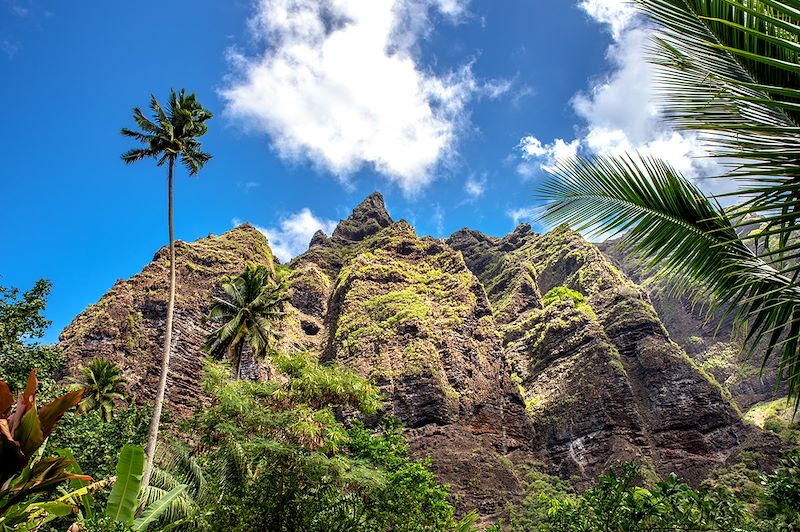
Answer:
[
  {"left": 106, "top": 444, "right": 145, "bottom": 525},
  {"left": 132, "top": 483, "right": 187, "bottom": 532},
  {"left": 57, "top": 448, "right": 94, "bottom": 519},
  {"left": 14, "top": 409, "right": 43, "bottom": 459}
]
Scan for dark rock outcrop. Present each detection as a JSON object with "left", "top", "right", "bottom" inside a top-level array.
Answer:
[{"left": 331, "top": 192, "right": 392, "bottom": 242}]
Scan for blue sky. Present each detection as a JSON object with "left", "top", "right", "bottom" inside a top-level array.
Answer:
[{"left": 0, "top": 0, "right": 719, "bottom": 341}]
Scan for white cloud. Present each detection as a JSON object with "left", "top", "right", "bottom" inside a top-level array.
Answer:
[
  {"left": 572, "top": 27, "right": 657, "bottom": 148},
  {"left": 549, "top": 138, "right": 581, "bottom": 165},
  {"left": 513, "top": 1, "right": 727, "bottom": 195},
  {"left": 518, "top": 135, "right": 547, "bottom": 158},
  {"left": 572, "top": 9, "right": 725, "bottom": 184},
  {"left": 482, "top": 78, "right": 513, "bottom": 99},
  {"left": 233, "top": 209, "right": 338, "bottom": 263},
  {"left": 464, "top": 175, "right": 486, "bottom": 198},
  {"left": 221, "top": 0, "right": 484, "bottom": 195},
  {"left": 507, "top": 206, "right": 537, "bottom": 226},
  {"left": 577, "top": 0, "right": 638, "bottom": 40},
  {"left": 516, "top": 135, "right": 580, "bottom": 177}
]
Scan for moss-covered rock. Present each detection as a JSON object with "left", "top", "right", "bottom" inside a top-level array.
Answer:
[
  {"left": 599, "top": 238, "right": 786, "bottom": 411},
  {"left": 59, "top": 225, "right": 295, "bottom": 418},
  {"left": 452, "top": 222, "right": 767, "bottom": 487}
]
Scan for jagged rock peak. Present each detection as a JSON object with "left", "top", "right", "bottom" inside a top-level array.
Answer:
[
  {"left": 499, "top": 223, "right": 536, "bottom": 252},
  {"left": 309, "top": 229, "right": 330, "bottom": 248},
  {"left": 448, "top": 227, "right": 497, "bottom": 245},
  {"left": 332, "top": 192, "right": 393, "bottom": 242}
]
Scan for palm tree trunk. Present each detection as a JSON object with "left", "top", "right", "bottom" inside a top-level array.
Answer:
[
  {"left": 235, "top": 342, "right": 244, "bottom": 380},
  {"left": 142, "top": 156, "right": 176, "bottom": 488}
]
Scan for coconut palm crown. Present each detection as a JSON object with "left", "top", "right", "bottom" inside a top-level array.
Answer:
[
  {"left": 121, "top": 89, "right": 212, "bottom": 173},
  {"left": 203, "top": 263, "right": 289, "bottom": 379},
  {"left": 76, "top": 358, "right": 126, "bottom": 422}
]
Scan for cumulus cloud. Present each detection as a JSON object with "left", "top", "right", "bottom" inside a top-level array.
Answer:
[
  {"left": 514, "top": 1, "right": 727, "bottom": 192},
  {"left": 221, "top": 0, "right": 499, "bottom": 195},
  {"left": 516, "top": 135, "right": 580, "bottom": 177},
  {"left": 233, "top": 209, "right": 337, "bottom": 263},
  {"left": 575, "top": 6, "right": 727, "bottom": 184},
  {"left": 464, "top": 175, "right": 486, "bottom": 198},
  {"left": 507, "top": 206, "right": 538, "bottom": 226},
  {"left": 577, "top": 0, "right": 637, "bottom": 40}
]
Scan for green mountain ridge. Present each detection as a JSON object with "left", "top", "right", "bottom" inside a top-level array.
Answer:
[{"left": 58, "top": 192, "right": 784, "bottom": 518}]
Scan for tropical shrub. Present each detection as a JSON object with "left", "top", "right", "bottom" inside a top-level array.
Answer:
[
  {"left": 0, "top": 280, "right": 65, "bottom": 402},
  {"left": 203, "top": 263, "right": 288, "bottom": 379},
  {"left": 760, "top": 450, "right": 800, "bottom": 528},
  {"left": 48, "top": 404, "right": 149, "bottom": 480},
  {"left": 541, "top": 286, "right": 596, "bottom": 318},
  {"left": 345, "top": 419, "right": 455, "bottom": 531},
  {"left": 57, "top": 445, "right": 187, "bottom": 532},
  {"left": 514, "top": 462, "right": 755, "bottom": 531},
  {"left": 189, "top": 357, "right": 468, "bottom": 531},
  {"left": 0, "top": 370, "right": 85, "bottom": 530}
]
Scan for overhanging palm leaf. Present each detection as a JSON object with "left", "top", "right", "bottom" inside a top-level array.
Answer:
[
  {"left": 640, "top": 0, "right": 800, "bottom": 253},
  {"left": 538, "top": 0, "right": 800, "bottom": 406}
]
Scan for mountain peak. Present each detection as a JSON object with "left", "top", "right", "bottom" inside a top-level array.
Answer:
[
  {"left": 332, "top": 192, "right": 393, "bottom": 242},
  {"left": 309, "top": 229, "right": 330, "bottom": 248}
]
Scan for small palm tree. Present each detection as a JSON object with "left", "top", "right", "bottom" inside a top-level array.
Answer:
[
  {"left": 76, "top": 358, "right": 126, "bottom": 422},
  {"left": 203, "top": 264, "right": 288, "bottom": 379},
  {"left": 538, "top": 1, "right": 800, "bottom": 403},
  {"left": 121, "top": 89, "right": 212, "bottom": 487}
]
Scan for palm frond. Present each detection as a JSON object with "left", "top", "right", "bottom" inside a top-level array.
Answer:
[
  {"left": 121, "top": 88, "right": 212, "bottom": 177},
  {"left": 639, "top": 0, "right": 800, "bottom": 265},
  {"left": 121, "top": 148, "right": 156, "bottom": 165},
  {"left": 538, "top": 152, "right": 800, "bottom": 403}
]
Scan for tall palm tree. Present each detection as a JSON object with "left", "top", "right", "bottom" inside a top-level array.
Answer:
[
  {"left": 75, "top": 358, "right": 126, "bottom": 422},
  {"left": 203, "top": 264, "right": 288, "bottom": 379},
  {"left": 121, "top": 89, "right": 212, "bottom": 486},
  {"left": 538, "top": 1, "right": 800, "bottom": 403}
]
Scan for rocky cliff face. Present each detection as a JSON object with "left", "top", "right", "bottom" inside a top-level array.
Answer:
[
  {"left": 60, "top": 193, "right": 779, "bottom": 515},
  {"left": 447, "top": 224, "right": 776, "bottom": 486},
  {"left": 598, "top": 240, "right": 786, "bottom": 412}
]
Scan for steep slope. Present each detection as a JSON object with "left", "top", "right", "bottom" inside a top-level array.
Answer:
[
  {"left": 598, "top": 239, "right": 785, "bottom": 411},
  {"left": 449, "top": 224, "right": 770, "bottom": 485},
  {"left": 59, "top": 226, "right": 313, "bottom": 417},
  {"left": 290, "top": 194, "right": 534, "bottom": 513}
]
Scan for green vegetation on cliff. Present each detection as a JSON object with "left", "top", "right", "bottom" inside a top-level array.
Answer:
[{"left": 541, "top": 286, "right": 596, "bottom": 319}]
